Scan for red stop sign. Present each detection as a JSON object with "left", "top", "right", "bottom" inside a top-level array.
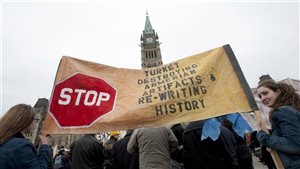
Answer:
[{"left": 49, "top": 73, "right": 117, "bottom": 127}]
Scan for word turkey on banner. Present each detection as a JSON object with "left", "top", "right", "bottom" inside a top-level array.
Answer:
[{"left": 42, "top": 44, "right": 258, "bottom": 134}]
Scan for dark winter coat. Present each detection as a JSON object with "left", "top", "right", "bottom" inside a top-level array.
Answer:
[
  {"left": 170, "top": 124, "right": 184, "bottom": 163},
  {"left": 109, "top": 132, "right": 139, "bottom": 169},
  {"left": 70, "top": 135, "right": 104, "bottom": 169},
  {"left": 257, "top": 106, "right": 300, "bottom": 169},
  {"left": 183, "top": 120, "right": 240, "bottom": 169},
  {"left": 223, "top": 119, "right": 253, "bottom": 169},
  {"left": 0, "top": 133, "right": 51, "bottom": 169}
]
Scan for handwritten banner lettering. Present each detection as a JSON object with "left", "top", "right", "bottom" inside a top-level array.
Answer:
[{"left": 42, "top": 44, "right": 258, "bottom": 134}]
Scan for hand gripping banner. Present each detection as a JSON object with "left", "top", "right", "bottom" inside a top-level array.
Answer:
[{"left": 42, "top": 44, "right": 258, "bottom": 134}]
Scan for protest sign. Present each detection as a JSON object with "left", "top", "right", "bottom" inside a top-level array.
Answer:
[{"left": 42, "top": 44, "right": 258, "bottom": 134}]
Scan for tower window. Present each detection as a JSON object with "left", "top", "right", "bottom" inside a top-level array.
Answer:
[{"left": 151, "top": 50, "right": 154, "bottom": 58}]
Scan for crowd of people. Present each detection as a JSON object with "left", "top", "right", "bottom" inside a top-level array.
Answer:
[{"left": 0, "top": 80, "right": 299, "bottom": 169}]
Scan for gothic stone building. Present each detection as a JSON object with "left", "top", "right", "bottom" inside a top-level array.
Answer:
[{"left": 140, "top": 13, "right": 163, "bottom": 68}]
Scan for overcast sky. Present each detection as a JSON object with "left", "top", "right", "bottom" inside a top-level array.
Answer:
[{"left": 1, "top": 0, "right": 299, "bottom": 116}]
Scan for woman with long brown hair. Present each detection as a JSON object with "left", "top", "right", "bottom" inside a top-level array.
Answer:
[
  {"left": 256, "top": 80, "right": 300, "bottom": 169},
  {"left": 0, "top": 104, "right": 51, "bottom": 169}
]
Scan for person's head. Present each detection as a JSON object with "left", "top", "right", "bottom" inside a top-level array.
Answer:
[
  {"left": 257, "top": 80, "right": 300, "bottom": 115},
  {"left": 0, "top": 104, "right": 36, "bottom": 144}
]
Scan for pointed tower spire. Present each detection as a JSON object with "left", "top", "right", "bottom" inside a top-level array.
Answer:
[
  {"left": 144, "top": 11, "right": 154, "bottom": 34},
  {"left": 140, "top": 11, "right": 163, "bottom": 68}
]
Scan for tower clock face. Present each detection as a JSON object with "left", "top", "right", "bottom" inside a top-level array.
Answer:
[{"left": 146, "top": 37, "right": 153, "bottom": 43}]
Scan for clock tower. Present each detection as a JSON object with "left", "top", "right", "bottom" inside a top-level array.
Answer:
[{"left": 140, "top": 12, "right": 163, "bottom": 68}]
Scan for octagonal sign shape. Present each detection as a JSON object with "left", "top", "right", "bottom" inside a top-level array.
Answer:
[{"left": 49, "top": 73, "right": 117, "bottom": 127}]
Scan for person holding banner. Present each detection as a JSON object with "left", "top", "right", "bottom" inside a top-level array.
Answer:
[
  {"left": 0, "top": 104, "right": 51, "bottom": 169},
  {"left": 256, "top": 80, "right": 300, "bottom": 169}
]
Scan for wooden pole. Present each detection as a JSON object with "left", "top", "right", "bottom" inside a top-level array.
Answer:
[{"left": 254, "top": 111, "right": 285, "bottom": 169}]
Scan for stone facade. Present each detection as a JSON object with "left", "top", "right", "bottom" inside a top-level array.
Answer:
[
  {"left": 24, "top": 98, "right": 49, "bottom": 146},
  {"left": 25, "top": 98, "right": 83, "bottom": 150}
]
